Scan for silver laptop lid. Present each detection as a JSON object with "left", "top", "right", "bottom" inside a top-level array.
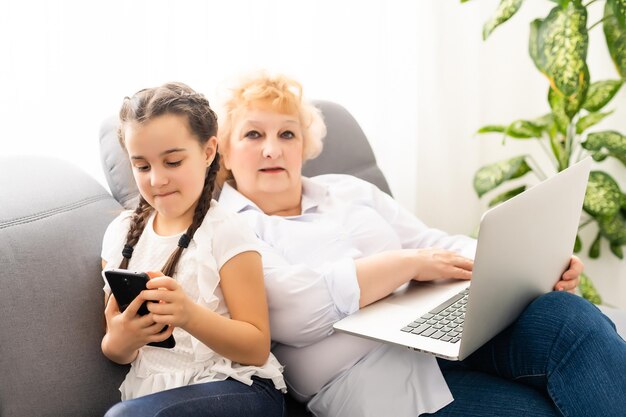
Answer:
[{"left": 458, "top": 157, "right": 591, "bottom": 360}]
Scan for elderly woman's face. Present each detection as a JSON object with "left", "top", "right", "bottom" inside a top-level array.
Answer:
[{"left": 223, "top": 107, "right": 304, "bottom": 204}]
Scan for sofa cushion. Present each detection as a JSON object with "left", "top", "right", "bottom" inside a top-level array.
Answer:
[
  {"left": 0, "top": 156, "right": 127, "bottom": 417},
  {"left": 301, "top": 100, "right": 391, "bottom": 195},
  {"left": 99, "top": 116, "right": 139, "bottom": 209}
]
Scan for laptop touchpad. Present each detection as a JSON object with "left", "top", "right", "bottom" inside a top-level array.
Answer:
[{"left": 384, "top": 280, "right": 470, "bottom": 310}]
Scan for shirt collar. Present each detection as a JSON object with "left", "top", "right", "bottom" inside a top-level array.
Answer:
[
  {"left": 218, "top": 177, "right": 329, "bottom": 215},
  {"left": 218, "top": 181, "right": 260, "bottom": 213},
  {"left": 300, "top": 176, "right": 328, "bottom": 213}
]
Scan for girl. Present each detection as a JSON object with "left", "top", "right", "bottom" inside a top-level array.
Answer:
[{"left": 101, "top": 82, "right": 285, "bottom": 417}]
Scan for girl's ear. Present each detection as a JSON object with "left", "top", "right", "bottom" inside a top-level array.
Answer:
[{"left": 204, "top": 136, "right": 218, "bottom": 166}]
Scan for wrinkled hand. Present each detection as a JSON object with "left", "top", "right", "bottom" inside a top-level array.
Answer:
[
  {"left": 143, "top": 273, "right": 195, "bottom": 329},
  {"left": 412, "top": 248, "right": 473, "bottom": 282},
  {"left": 554, "top": 255, "right": 582, "bottom": 293},
  {"left": 104, "top": 292, "right": 175, "bottom": 352}
]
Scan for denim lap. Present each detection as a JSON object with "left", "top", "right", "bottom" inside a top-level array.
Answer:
[
  {"left": 431, "top": 292, "right": 626, "bottom": 417},
  {"left": 426, "top": 365, "right": 559, "bottom": 417},
  {"left": 104, "top": 377, "right": 285, "bottom": 417}
]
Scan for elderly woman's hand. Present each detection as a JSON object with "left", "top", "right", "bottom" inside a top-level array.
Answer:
[
  {"left": 554, "top": 255, "right": 583, "bottom": 293},
  {"left": 412, "top": 248, "right": 473, "bottom": 282}
]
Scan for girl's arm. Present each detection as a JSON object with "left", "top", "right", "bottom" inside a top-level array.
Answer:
[{"left": 144, "top": 251, "right": 271, "bottom": 366}]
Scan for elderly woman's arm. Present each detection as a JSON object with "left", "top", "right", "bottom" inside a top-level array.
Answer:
[
  {"left": 261, "top": 244, "right": 474, "bottom": 347},
  {"left": 260, "top": 244, "right": 360, "bottom": 347},
  {"left": 327, "top": 175, "right": 478, "bottom": 308},
  {"left": 355, "top": 248, "right": 473, "bottom": 308},
  {"left": 253, "top": 176, "right": 478, "bottom": 348},
  {"left": 329, "top": 175, "right": 478, "bottom": 257}
]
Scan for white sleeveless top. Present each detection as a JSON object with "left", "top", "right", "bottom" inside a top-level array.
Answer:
[{"left": 101, "top": 201, "right": 286, "bottom": 400}]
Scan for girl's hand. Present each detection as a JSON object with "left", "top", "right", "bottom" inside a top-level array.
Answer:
[
  {"left": 102, "top": 293, "right": 174, "bottom": 363},
  {"left": 412, "top": 248, "right": 473, "bottom": 282},
  {"left": 554, "top": 255, "right": 582, "bottom": 293},
  {"left": 143, "top": 274, "right": 196, "bottom": 329}
]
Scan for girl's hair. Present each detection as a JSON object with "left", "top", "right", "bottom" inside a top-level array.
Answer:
[
  {"left": 116, "top": 82, "right": 220, "bottom": 278},
  {"left": 217, "top": 72, "right": 326, "bottom": 184}
]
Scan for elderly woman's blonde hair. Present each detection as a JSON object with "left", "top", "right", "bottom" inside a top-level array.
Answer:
[{"left": 217, "top": 72, "right": 326, "bottom": 161}]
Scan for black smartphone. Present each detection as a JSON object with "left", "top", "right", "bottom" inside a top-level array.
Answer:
[{"left": 103, "top": 269, "right": 176, "bottom": 349}]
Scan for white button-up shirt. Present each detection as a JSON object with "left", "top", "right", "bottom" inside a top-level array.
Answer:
[{"left": 219, "top": 174, "right": 477, "bottom": 412}]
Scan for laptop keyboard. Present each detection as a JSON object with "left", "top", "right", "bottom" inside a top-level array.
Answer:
[{"left": 400, "top": 288, "right": 469, "bottom": 344}]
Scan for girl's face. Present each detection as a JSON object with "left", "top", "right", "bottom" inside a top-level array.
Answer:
[
  {"left": 124, "top": 114, "right": 217, "bottom": 234},
  {"left": 222, "top": 107, "right": 304, "bottom": 210}
]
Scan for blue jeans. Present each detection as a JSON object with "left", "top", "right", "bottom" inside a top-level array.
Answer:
[
  {"left": 104, "top": 377, "right": 285, "bottom": 417},
  {"left": 426, "top": 291, "right": 626, "bottom": 417}
]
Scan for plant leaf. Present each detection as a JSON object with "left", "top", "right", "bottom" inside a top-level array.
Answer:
[
  {"left": 589, "top": 231, "right": 602, "bottom": 258},
  {"left": 591, "top": 153, "right": 610, "bottom": 162},
  {"left": 478, "top": 116, "right": 554, "bottom": 139},
  {"left": 581, "top": 130, "right": 626, "bottom": 167},
  {"left": 604, "top": 3, "right": 626, "bottom": 78},
  {"left": 473, "top": 156, "right": 532, "bottom": 197},
  {"left": 579, "top": 272, "right": 602, "bottom": 304},
  {"left": 597, "top": 209, "right": 626, "bottom": 245},
  {"left": 530, "top": 3, "right": 588, "bottom": 97},
  {"left": 582, "top": 80, "right": 623, "bottom": 112},
  {"left": 583, "top": 171, "right": 623, "bottom": 217},
  {"left": 548, "top": 90, "right": 571, "bottom": 133},
  {"left": 529, "top": 19, "right": 543, "bottom": 72},
  {"left": 610, "top": 242, "right": 624, "bottom": 259},
  {"left": 505, "top": 119, "right": 545, "bottom": 138},
  {"left": 547, "top": 69, "right": 589, "bottom": 132},
  {"left": 608, "top": 0, "right": 626, "bottom": 30},
  {"left": 530, "top": 113, "right": 555, "bottom": 129},
  {"left": 477, "top": 125, "right": 507, "bottom": 134},
  {"left": 542, "top": 105, "right": 568, "bottom": 168},
  {"left": 547, "top": 129, "right": 567, "bottom": 169},
  {"left": 483, "top": 0, "right": 524, "bottom": 40},
  {"left": 532, "top": 3, "right": 590, "bottom": 148},
  {"left": 574, "top": 234, "right": 582, "bottom": 252},
  {"left": 548, "top": 0, "right": 572, "bottom": 7},
  {"left": 576, "top": 111, "right": 614, "bottom": 134},
  {"left": 488, "top": 185, "right": 527, "bottom": 207}
]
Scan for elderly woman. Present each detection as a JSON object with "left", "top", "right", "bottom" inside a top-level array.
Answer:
[{"left": 216, "top": 73, "right": 626, "bottom": 417}]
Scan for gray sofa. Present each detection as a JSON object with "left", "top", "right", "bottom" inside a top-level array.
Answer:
[
  {"left": 0, "top": 157, "right": 126, "bottom": 416},
  {"left": 1, "top": 101, "right": 624, "bottom": 417}
]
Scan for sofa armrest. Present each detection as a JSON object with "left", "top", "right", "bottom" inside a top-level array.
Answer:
[{"left": 0, "top": 156, "right": 126, "bottom": 417}]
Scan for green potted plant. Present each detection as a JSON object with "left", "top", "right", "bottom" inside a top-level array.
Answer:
[{"left": 465, "top": 0, "right": 626, "bottom": 303}]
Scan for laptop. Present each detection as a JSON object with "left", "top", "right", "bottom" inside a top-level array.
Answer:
[{"left": 333, "top": 157, "right": 592, "bottom": 360}]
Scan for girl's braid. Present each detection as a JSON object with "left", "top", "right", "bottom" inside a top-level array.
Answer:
[
  {"left": 118, "top": 197, "right": 152, "bottom": 270},
  {"left": 161, "top": 153, "right": 221, "bottom": 277}
]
